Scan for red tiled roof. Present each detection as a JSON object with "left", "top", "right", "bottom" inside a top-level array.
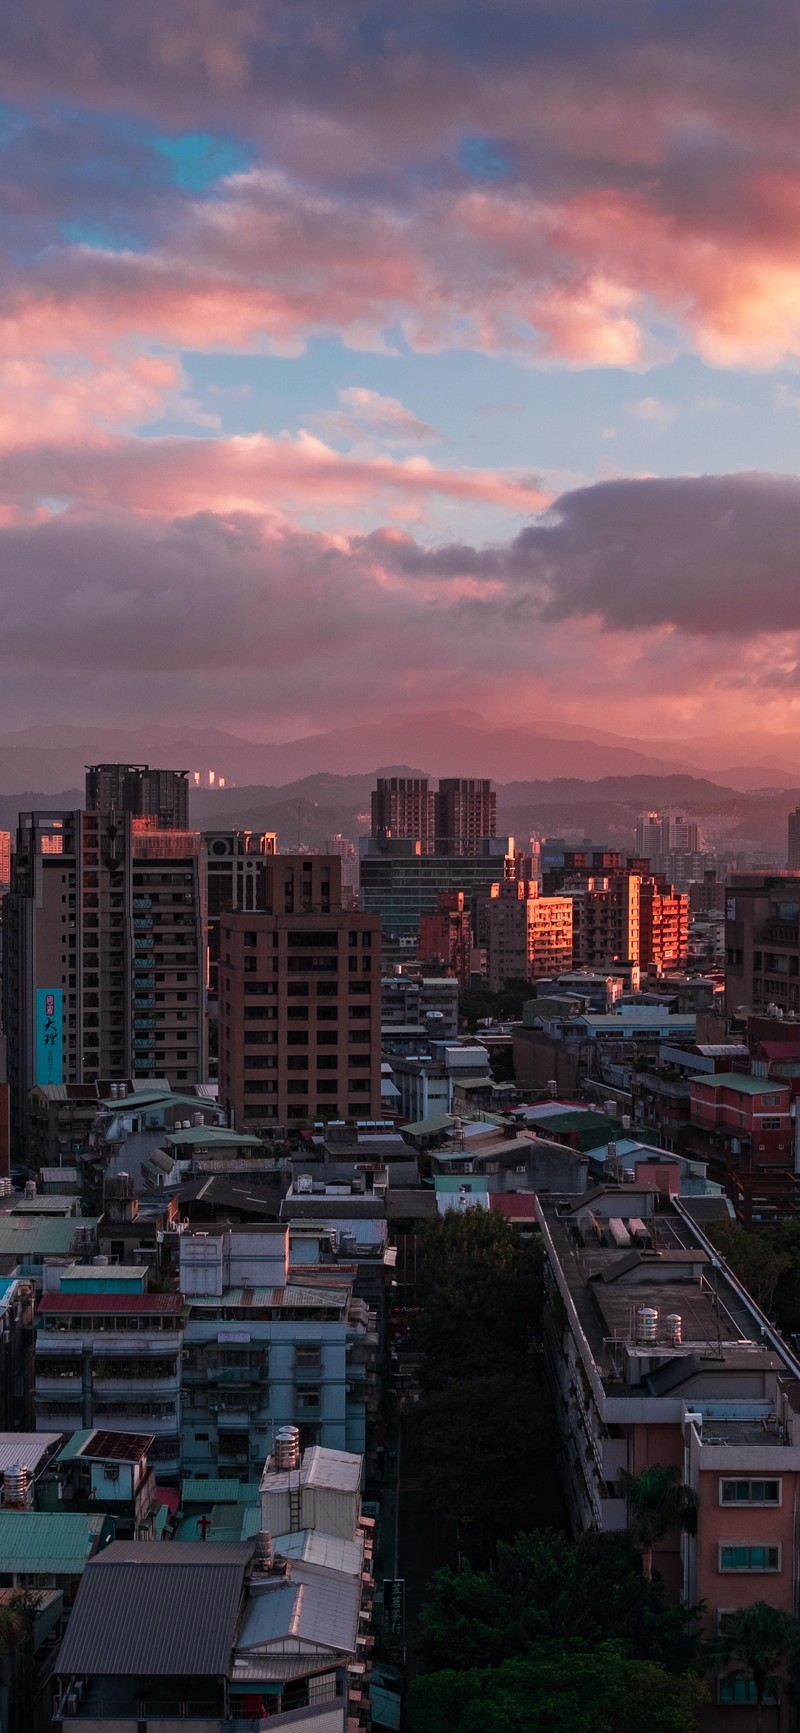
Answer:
[{"left": 38, "top": 1292, "right": 184, "bottom": 1315}]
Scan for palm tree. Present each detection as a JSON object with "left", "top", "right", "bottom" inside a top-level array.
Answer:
[
  {"left": 617, "top": 1463, "right": 698, "bottom": 1582},
  {"left": 707, "top": 1601, "right": 800, "bottom": 1733}
]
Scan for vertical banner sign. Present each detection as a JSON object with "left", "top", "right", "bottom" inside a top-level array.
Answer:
[
  {"left": 383, "top": 1578, "right": 405, "bottom": 1642},
  {"left": 36, "top": 989, "right": 63, "bottom": 1086}
]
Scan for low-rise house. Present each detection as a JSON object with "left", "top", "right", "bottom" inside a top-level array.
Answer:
[
  {"left": 0, "top": 1511, "right": 114, "bottom": 1605},
  {"left": 35, "top": 1429, "right": 162, "bottom": 1540}
]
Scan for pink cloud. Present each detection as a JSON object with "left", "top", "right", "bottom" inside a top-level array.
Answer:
[{"left": 0, "top": 424, "right": 549, "bottom": 522}]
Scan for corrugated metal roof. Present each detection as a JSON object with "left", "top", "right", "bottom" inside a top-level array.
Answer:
[
  {"left": 694, "top": 1072, "right": 786, "bottom": 1095},
  {"left": 0, "top": 1434, "right": 60, "bottom": 1475},
  {"left": 56, "top": 1541, "right": 255, "bottom": 1676},
  {"left": 39, "top": 1291, "right": 183, "bottom": 1314},
  {"left": 271, "top": 1530, "right": 363, "bottom": 1577},
  {"left": 40, "top": 1169, "right": 80, "bottom": 1185},
  {"left": 237, "top": 1563, "right": 360, "bottom": 1655},
  {"left": 0, "top": 1218, "right": 97, "bottom": 1255},
  {"left": 167, "top": 1126, "right": 261, "bottom": 1147},
  {"left": 261, "top": 1447, "right": 361, "bottom": 1498},
  {"left": 0, "top": 1512, "right": 108, "bottom": 1573},
  {"left": 401, "top": 1113, "right": 454, "bottom": 1136},
  {"left": 182, "top": 1479, "right": 261, "bottom": 1505},
  {"left": 213, "top": 1286, "right": 350, "bottom": 1309}
]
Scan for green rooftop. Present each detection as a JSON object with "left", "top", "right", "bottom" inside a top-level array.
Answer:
[
  {"left": 696, "top": 1072, "right": 787, "bottom": 1096},
  {"left": 181, "top": 1479, "right": 261, "bottom": 1506},
  {"left": 0, "top": 1218, "right": 97, "bottom": 1258},
  {"left": 165, "top": 1126, "right": 262, "bottom": 1148},
  {"left": 0, "top": 1512, "right": 112, "bottom": 1574}
]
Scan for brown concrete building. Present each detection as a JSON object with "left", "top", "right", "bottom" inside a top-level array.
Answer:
[
  {"left": 434, "top": 778, "right": 496, "bottom": 854},
  {"left": 371, "top": 776, "right": 436, "bottom": 853},
  {"left": 2, "top": 810, "right": 206, "bottom": 1158},
  {"left": 725, "top": 873, "right": 800, "bottom": 1015},
  {"left": 85, "top": 763, "right": 189, "bottom": 830},
  {"left": 218, "top": 856, "right": 381, "bottom": 1132}
]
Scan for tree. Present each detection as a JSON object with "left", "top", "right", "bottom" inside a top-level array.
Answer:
[
  {"left": 408, "top": 1365, "right": 558, "bottom": 1559},
  {"left": 707, "top": 1222, "right": 792, "bottom": 1314},
  {"left": 618, "top": 1464, "right": 698, "bottom": 1581},
  {"left": 418, "top": 1530, "right": 701, "bottom": 1676},
  {"left": 707, "top": 1602, "right": 800, "bottom": 1733},
  {"left": 412, "top": 1209, "right": 544, "bottom": 1382},
  {"left": 409, "top": 1648, "right": 707, "bottom": 1733}
]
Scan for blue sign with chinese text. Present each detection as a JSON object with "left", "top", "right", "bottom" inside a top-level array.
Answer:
[{"left": 36, "top": 988, "right": 63, "bottom": 1086}]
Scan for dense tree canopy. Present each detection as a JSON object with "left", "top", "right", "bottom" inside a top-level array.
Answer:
[
  {"left": 412, "top": 1208, "right": 544, "bottom": 1381},
  {"left": 410, "top": 1648, "right": 707, "bottom": 1733},
  {"left": 407, "top": 1211, "right": 553, "bottom": 1557},
  {"left": 418, "top": 1531, "right": 702, "bottom": 1677}
]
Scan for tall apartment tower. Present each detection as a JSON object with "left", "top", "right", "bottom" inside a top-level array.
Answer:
[
  {"left": 86, "top": 764, "right": 189, "bottom": 830},
  {"left": 2, "top": 810, "right": 205, "bottom": 1157},
  {"left": 371, "top": 778, "right": 436, "bottom": 853},
  {"left": 435, "top": 778, "right": 496, "bottom": 855},
  {"left": 218, "top": 856, "right": 381, "bottom": 1132},
  {"left": 203, "top": 829, "right": 278, "bottom": 998},
  {"left": 789, "top": 811, "right": 800, "bottom": 870}
]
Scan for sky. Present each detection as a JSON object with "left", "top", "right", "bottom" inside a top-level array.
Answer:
[{"left": 1, "top": 0, "right": 800, "bottom": 753}]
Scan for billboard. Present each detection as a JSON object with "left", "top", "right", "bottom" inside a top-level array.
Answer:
[{"left": 36, "top": 989, "right": 63, "bottom": 1086}]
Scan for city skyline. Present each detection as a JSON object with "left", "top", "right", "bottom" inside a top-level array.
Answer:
[{"left": 0, "top": 4, "right": 798, "bottom": 754}]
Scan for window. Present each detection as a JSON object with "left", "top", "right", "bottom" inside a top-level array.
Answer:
[
  {"left": 718, "top": 1676, "right": 778, "bottom": 1706},
  {"left": 762, "top": 1116, "right": 782, "bottom": 1130},
  {"left": 296, "top": 1346, "right": 321, "bottom": 1368},
  {"left": 719, "top": 1545, "right": 780, "bottom": 1572},
  {"left": 317, "top": 1031, "right": 338, "bottom": 1045},
  {"left": 317, "top": 1007, "right": 338, "bottom": 1021},
  {"left": 287, "top": 1081, "right": 309, "bottom": 1095},
  {"left": 244, "top": 957, "right": 257, "bottom": 972},
  {"left": 297, "top": 1390, "right": 321, "bottom": 1409},
  {"left": 720, "top": 1479, "right": 781, "bottom": 1506}
]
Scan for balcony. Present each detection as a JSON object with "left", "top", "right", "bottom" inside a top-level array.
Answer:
[
  {"left": 133, "top": 897, "right": 152, "bottom": 911},
  {"left": 135, "top": 997, "right": 156, "bottom": 1009},
  {"left": 134, "top": 1037, "right": 155, "bottom": 1051},
  {"left": 133, "top": 917, "right": 154, "bottom": 931},
  {"left": 134, "top": 1057, "right": 154, "bottom": 1069},
  {"left": 134, "top": 1018, "right": 156, "bottom": 1030},
  {"left": 92, "top": 1376, "right": 178, "bottom": 1396},
  {"left": 35, "top": 1374, "right": 83, "bottom": 1395}
]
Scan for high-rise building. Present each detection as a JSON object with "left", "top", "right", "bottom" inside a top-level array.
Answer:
[
  {"left": 218, "top": 856, "right": 381, "bottom": 1132},
  {"left": 478, "top": 880, "right": 572, "bottom": 989},
  {"left": 85, "top": 764, "right": 189, "bottom": 830},
  {"left": 325, "top": 834, "right": 359, "bottom": 905},
  {"left": 635, "top": 810, "right": 700, "bottom": 861},
  {"left": 789, "top": 811, "right": 800, "bottom": 870},
  {"left": 2, "top": 809, "right": 206, "bottom": 1157},
  {"left": 435, "top": 778, "right": 496, "bottom": 854},
  {"left": 725, "top": 873, "right": 800, "bottom": 1014},
  {"left": 371, "top": 777, "right": 436, "bottom": 852},
  {"left": 359, "top": 834, "right": 519, "bottom": 963},
  {"left": 203, "top": 829, "right": 278, "bottom": 998}
]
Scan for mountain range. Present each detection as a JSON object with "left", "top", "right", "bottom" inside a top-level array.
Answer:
[{"left": 0, "top": 712, "right": 795, "bottom": 793}]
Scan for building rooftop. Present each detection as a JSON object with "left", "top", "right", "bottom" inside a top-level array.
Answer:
[
  {"left": 56, "top": 1429, "right": 154, "bottom": 1464},
  {"left": 261, "top": 1445, "right": 362, "bottom": 1498},
  {"left": 693, "top": 1072, "right": 787, "bottom": 1095},
  {"left": 269, "top": 1529, "right": 363, "bottom": 1578},
  {"left": 537, "top": 1189, "right": 799, "bottom": 1403},
  {"left": 236, "top": 1560, "right": 360, "bottom": 1658},
  {"left": 56, "top": 1541, "right": 255, "bottom": 1677},
  {"left": 0, "top": 1512, "right": 110, "bottom": 1575},
  {"left": 181, "top": 1479, "right": 262, "bottom": 1507},
  {"left": 0, "top": 1434, "right": 60, "bottom": 1476},
  {"left": 39, "top": 1291, "right": 184, "bottom": 1316},
  {"left": 188, "top": 1285, "right": 350, "bottom": 1310},
  {"left": 166, "top": 1126, "right": 262, "bottom": 1148},
  {"left": 0, "top": 1218, "right": 98, "bottom": 1257}
]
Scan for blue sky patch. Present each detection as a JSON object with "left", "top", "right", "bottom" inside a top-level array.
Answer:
[
  {"left": 152, "top": 131, "right": 251, "bottom": 191},
  {"left": 458, "top": 134, "right": 511, "bottom": 180}
]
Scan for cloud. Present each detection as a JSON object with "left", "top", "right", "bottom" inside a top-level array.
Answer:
[
  {"left": 631, "top": 396, "right": 678, "bottom": 429},
  {"left": 0, "top": 423, "right": 547, "bottom": 523},
  {"left": 312, "top": 387, "right": 439, "bottom": 448}
]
